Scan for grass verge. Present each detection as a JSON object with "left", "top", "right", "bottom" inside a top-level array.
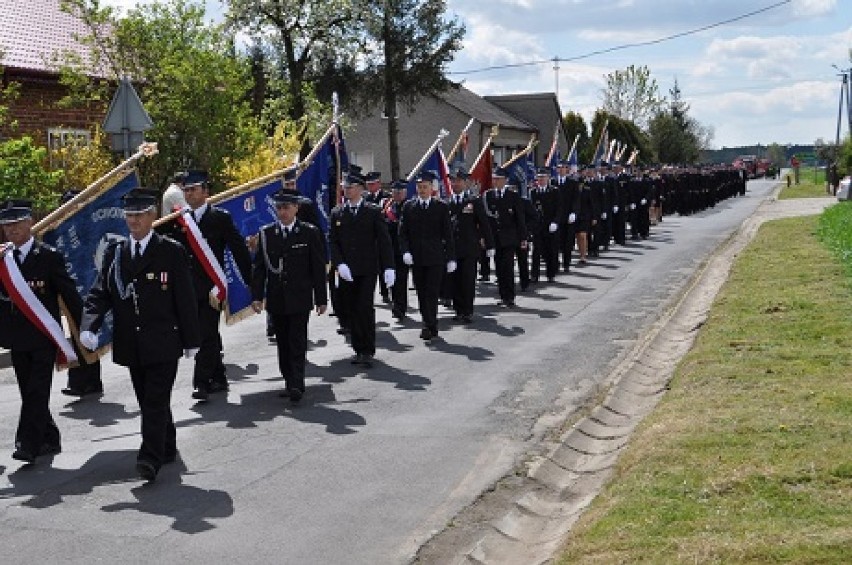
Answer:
[
  {"left": 779, "top": 169, "right": 830, "bottom": 199},
  {"left": 558, "top": 207, "right": 852, "bottom": 564}
]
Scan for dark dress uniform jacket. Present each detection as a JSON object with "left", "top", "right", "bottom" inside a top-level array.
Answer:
[
  {"left": 398, "top": 199, "right": 456, "bottom": 266},
  {"left": 482, "top": 189, "right": 527, "bottom": 249},
  {"left": 0, "top": 242, "right": 83, "bottom": 351},
  {"left": 81, "top": 234, "right": 201, "bottom": 367},
  {"left": 329, "top": 202, "right": 394, "bottom": 275},
  {"left": 251, "top": 220, "right": 328, "bottom": 315},
  {"left": 447, "top": 195, "right": 494, "bottom": 259},
  {"left": 160, "top": 206, "right": 252, "bottom": 302}
]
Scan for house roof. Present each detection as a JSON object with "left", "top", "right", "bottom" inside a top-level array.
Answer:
[
  {"left": 440, "top": 85, "right": 536, "bottom": 132},
  {"left": 0, "top": 0, "right": 97, "bottom": 75},
  {"left": 486, "top": 92, "right": 567, "bottom": 146}
]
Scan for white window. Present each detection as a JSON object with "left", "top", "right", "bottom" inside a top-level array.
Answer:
[
  {"left": 349, "top": 151, "right": 374, "bottom": 172},
  {"left": 48, "top": 128, "right": 92, "bottom": 167}
]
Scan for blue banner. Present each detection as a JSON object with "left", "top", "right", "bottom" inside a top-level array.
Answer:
[
  {"left": 406, "top": 146, "right": 451, "bottom": 198},
  {"left": 41, "top": 169, "right": 140, "bottom": 349}
]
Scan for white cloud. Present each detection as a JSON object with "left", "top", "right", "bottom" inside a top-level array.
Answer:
[{"left": 792, "top": 0, "right": 837, "bottom": 17}]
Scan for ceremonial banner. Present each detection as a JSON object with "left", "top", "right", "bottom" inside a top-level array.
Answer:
[
  {"left": 406, "top": 144, "right": 452, "bottom": 198},
  {"left": 40, "top": 168, "right": 140, "bottom": 353}
]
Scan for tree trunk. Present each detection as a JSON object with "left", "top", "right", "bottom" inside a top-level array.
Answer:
[{"left": 383, "top": 8, "right": 401, "bottom": 180}]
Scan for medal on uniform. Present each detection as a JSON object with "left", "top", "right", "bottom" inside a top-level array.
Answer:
[
  {"left": 147, "top": 272, "right": 155, "bottom": 280},
  {"left": 161, "top": 271, "right": 168, "bottom": 290}
]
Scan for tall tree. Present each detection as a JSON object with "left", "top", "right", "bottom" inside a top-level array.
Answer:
[
  {"left": 601, "top": 64, "right": 664, "bottom": 131},
  {"left": 647, "top": 80, "right": 712, "bottom": 164},
  {"left": 563, "top": 111, "right": 589, "bottom": 160},
  {"left": 355, "top": 0, "right": 464, "bottom": 179},
  {"left": 225, "top": 0, "right": 358, "bottom": 157},
  {"left": 61, "top": 0, "right": 258, "bottom": 189}
]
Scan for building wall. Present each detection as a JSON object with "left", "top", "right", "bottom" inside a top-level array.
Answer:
[
  {"left": 345, "top": 96, "right": 535, "bottom": 180},
  {"left": 1, "top": 70, "right": 105, "bottom": 144}
]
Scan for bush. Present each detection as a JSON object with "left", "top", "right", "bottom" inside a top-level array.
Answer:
[{"left": 0, "top": 136, "right": 64, "bottom": 211}]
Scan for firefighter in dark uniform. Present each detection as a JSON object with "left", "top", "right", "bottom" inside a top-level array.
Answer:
[
  {"left": 483, "top": 167, "right": 527, "bottom": 307},
  {"left": 80, "top": 188, "right": 201, "bottom": 482},
  {"left": 530, "top": 168, "right": 562, "bottom": 282},
  {"left": 363, "top": 171, "right": 392, "bottom": 304},
  {"left": 328, "top": 171, "right": 395, "bottom": 367},
  {"left": 610, "top": 164, "right": 629, "bottom": 245},
  {"left": 383, "top": 180, "right": 410, "bottom": 320},
  {"left": 158, "top": 170, "right": 252, "bottom": 401},
  {"left": 515, "top": 183, "right": 536, "bottom": 291},
  {"left": 0, "top": 199, "right": 84, "bottom": 464},
  {"left": 399, "top": 170, "right": 456, "bottom": 341},
  {"left": 554, "top": 160, "right": 578, "bottom": 272},
  {"left": 445, "top": 169, "right": 494, "bottom": 323},
  {"left": 251, "top": 188, "right": 327, "bottom": 403}
]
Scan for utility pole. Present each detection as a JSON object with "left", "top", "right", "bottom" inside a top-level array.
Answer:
[
  {"left": 552, "top": 57, "right": 560, "bottom": 99},
  {"left": 833, "top": 65, "right": 852, "bottom": 148}
]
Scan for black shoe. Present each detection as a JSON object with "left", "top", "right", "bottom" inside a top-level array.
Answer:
[
  {"left": 430, "top": 328, "right": 439, "bottom": 338},
  {"left": 441, "top": 299, "right": 452, "bottom": 308},
  {"left": 289, "top": 388, "right": 303, "bottom": 403},
  {"left": 191, "top": 387, "right": 209, "bottom": 401},
  {"left": 350, "top": 353, "right": 364, "bottom": 364},
  {"left": 209, "top": 381, "right": 229, "bottom": 393},
  {"left": 461, "top": 314, "right": 473, "bottom": 324},
  {"left": 381, "top": 295, "right": 392, "bottom": 304},
  {"left": 392, "top": 309, "right": 405, "bottom": 320},
  {"left": 359, "top": 354, "right": 373, "bottom": 368},
  {"left": 136, "top": 460, "right": 158, "bottom": 482},
  {"left": 503, "top": 301, "right": 516, "bottom": 308},
  {"left": 12, "top": 449, "right": 36, "bottom": 464},
  {"left": 61, "top": 385, "right": 103, "bottom": 397},
  {"left": 337, "top": 327, "right": 350, "bottom": 335},
  {"left": 452, "top": 314, "right": 462, "bottom": 322},
  {"left": 38, "top": 443, "right": 61, "bottom": 456},
  {"left": 419, "top": 328, "right": 432, "bottom": 340}
]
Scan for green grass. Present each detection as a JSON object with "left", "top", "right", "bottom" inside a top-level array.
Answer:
[
  {"left": 779, "top": 168, "right": 831, "bottom": 199},
  {"left": 558, "top": 206, "right": 852, "bottom": 564}
]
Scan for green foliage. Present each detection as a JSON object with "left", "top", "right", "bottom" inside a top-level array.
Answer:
[
  {"left": 584, "top": 110, "right": 650, "bottom": 166},
  {"left": 600, "top": 64, "right": 664, "bottom": 131},
  {"left": 839, "top": 135, "right": 852, "bottom": 176},
  {"left": 563, "top": 112, "right": 589, "bottom": 159},
  {"left": 60, "top": 0, "right": 261, "bottom": 191},
  {"left": 817, "top": 202, "right": 852, "bottom": 277},
  {"left": 647, "top": 80, "right": 710, "bottom": 164},
  {"left": 0, "top": 137, "right": 64, "bottom": 211}
]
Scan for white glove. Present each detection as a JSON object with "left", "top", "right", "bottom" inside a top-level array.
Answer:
[
  {"left": 601, "top": 212, "right": 608, "bottom": 220},
  {"left": 79, "top": 330, "right": 98, "bottom": 351},
  {"left": 630, "top": 203, "right": 636, "bottom": 211},
  {"left": 446, "top": 260, "right": 457, "bottom": 273},
  {"left": 613, "top": 205, "right": 619, "bottom": 213},
  {"left": 548, "top": 222, "right": 558, "bottom": 233},
  {"left": 486, "top": 248, "right": 496, "bottom": 258},
  {"left": 640, "top": 198, "right": 647, "bottom": 205},
  {"left": 383, "top": 268, "right": 396, "bottom": 287},
  {"left": 337, "top": 263, "right": 353, "bottom": 282},
  {"left": 568, "top": 213, "right": 576, "bottom": 224},
  {"left": 184, "top": 348, "right": 199, "bottom": 359},
  {"left": 402, "top": 252, "right": 413, "bottom": 266}
]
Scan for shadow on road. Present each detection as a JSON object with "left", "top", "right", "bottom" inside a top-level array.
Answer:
[{"left": 59, "top": 400, "right": 139, "bottom": 428}]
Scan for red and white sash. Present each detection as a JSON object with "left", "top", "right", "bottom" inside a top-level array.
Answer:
[
  {"left": 175, "top": 208, "right": 227, "bottom": 307},
  {"left": 0, "top": 245, "right": 77, "bottom": 365}
]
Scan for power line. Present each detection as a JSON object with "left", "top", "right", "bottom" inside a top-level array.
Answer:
[{"left": 448, "top": 0, "right": 792, "bottom": 76}]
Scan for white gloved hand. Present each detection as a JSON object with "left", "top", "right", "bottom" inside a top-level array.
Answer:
[
  {"left": 601, "top": 212, "right": 608, "bottom": 220},
  {"left": 640, "top": 198, "right": 647, "bottom": 205},
  {"left": 402, "top": 252, "right": 413, "bottom": 266},
  {"left": 568, "top": 213, "right": 576, "bottom": 224},
  {"left": 383, "top": 268, "right": 396, "bottom": 287},
  {"left": 630, "top": 203, "right": 636, "bottom": 211},
  {"left": 548, "top": 222, "right": 558, "bottom": 233},
  {"left": 337, "top": 263, "right": 353, "bottom": 282},
  {"left": 184, "top": 348, "right": 199, "bottom": 359},
  {"left": 446, "top": 260, "right": 457, "bottom": 273},
  {"left": 613, "top": 205, "right": 619, "bottom": 213},
  {"left": 486, "top": 248, "right": 496, "bottom": 258},
  {"left": 79, "top": 330, "right": 98, "bottom": 351}
]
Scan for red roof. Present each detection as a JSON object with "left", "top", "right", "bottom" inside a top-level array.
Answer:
[{"left": 0, "top": 0, "right": 100, "bottom": 75}]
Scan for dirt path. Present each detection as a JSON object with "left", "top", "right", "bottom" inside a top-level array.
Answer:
[{"left": 413, "top": 190, "right": 838, "bottom": 564}]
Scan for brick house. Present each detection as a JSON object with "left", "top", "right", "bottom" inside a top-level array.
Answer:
[
  {"left": 344, "top": 85, "right": 569, "bottom": 178},
  {"left": 0, "top": 0, "right": 105, "bottom": 151}
]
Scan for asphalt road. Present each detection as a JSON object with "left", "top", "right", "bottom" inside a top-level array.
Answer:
[{"left": 0, "top": 179, "right": 777, "bottom": 564}]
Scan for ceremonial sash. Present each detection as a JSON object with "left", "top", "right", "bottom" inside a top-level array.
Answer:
[
  {"left": 175, "top": 208, "right": 228, "bottom": 308},
  {"left": 0, "top": 247, "right": 77, "bottom": 365}
]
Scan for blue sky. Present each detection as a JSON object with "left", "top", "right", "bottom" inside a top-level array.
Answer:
[{"left": 103, "top": 0, "right": 852, "bottom": 149}]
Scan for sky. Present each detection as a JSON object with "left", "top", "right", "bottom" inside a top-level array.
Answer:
[{"left": 101, "top": 0, "right": 852, "bottom": 149}]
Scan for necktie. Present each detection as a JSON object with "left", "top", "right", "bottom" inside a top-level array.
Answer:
[
  {"left": 135, "top": 241, "right": 142, "bottom": 259},
  {"left": 284, "top": 226, "right": 290, "bottom": 238},
  {"left": 13, "top": 249, "right": 22, "bottom": 266}
]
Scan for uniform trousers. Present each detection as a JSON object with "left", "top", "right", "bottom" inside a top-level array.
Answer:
[
  {"left": 193, "top": 301, "right": 226, "bottom": 390},
  {"left": 392, "top": 261, "right": 410, "bottom": 316},
  {"left": 450, "top": 255, "right": 478, "bottom": 316},
  {"left": 129, "top": 360, "right": 178, "bottom": 470},
  {"left": 495, "top": 246, "right": 516, "bottom": 303},
  {"left": 12, "top": 347, "right": 60, "bottom": 454},
  {"left": 339, "top": 274, "right": 377, "bottom": 355},
  {"left": 532, "top": 231, "right": 560, "bottom": 280},
  {"left": 515, "top": 245, "right": 530, "bottom": 289},
  {"left": 270, "top": 310, "right": 310, "bottom": 393},
  {"left": 611, "top": 211, "right": 627, "bottom": 245},
  {"left": 412, "top": 264, "right": 443, "bottom": 332},
  {"left": 559, "top": 223, "right": 576, "bottom": 271},
  {"left": 66, "top": 358, "right": 102, "bottom": 391}
]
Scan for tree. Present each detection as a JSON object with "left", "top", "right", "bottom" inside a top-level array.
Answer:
[
  {"left": 647, "top": 79, "right": 711, "bottom": 164},
  {"left": 354, "top": 0, "right": 464, "bottom": 179},
  {"left": 765, "top": 142, "right": 786, "bottom": 168},
  {"left": 225, "top": 0, "right": 358, "bottom": 157},
  {"left": 61, "top": 0, "right": 259, "bottom": 190},
  {"left": 563, "top": 111, "right": 589, "bottom": 159},
  {"left": 601, "top": 64, "right": 664, "bottom": 131},
  {"left": 0, "top": 137, "right": 64, "bottom": 210}
]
